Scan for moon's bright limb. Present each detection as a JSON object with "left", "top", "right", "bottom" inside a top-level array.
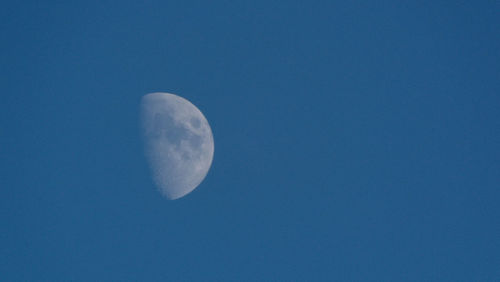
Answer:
[{"left": 141, "top": 92, "right": 214, "bottom": 200}]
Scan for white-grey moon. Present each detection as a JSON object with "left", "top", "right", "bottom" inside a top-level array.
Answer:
[{"left": 141, "top": 92, "right": 214, "bottom": 200}]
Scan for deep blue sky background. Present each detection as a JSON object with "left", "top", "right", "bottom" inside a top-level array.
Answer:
[{"left": 1, "top": 1, "right": 499, "bottom": 281}]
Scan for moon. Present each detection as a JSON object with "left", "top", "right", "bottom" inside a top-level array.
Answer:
[{"left": 140, "top": 92, "right": 214, "bottom": 200}]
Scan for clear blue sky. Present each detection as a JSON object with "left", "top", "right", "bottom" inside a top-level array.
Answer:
[{"left": 1, "top": 1, "right": 499, "bottom": 281}]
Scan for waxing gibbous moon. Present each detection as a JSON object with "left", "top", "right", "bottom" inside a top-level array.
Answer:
[{"left": 141, "top": 92, "right": 214, "bottom": 200}]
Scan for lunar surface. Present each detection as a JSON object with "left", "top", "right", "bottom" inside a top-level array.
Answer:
[{"left": 141, "top": 92, "right": 214, "bottom": 200}]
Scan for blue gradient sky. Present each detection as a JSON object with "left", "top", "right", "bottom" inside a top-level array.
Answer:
[{"left": 1, "top": 1, "right": 499, "bottom": 280}]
